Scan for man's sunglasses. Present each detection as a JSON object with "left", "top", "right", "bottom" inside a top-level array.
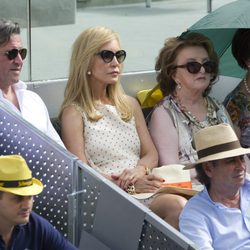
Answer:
[
  {"left": 0, "top": 48, "right": 27, "bottom": 60},
  {"left": 174, "top": 61, "right": 216, "bottom": 74},
  {"left": 96, "top": 50, "right": 126, "bottom": 63}
]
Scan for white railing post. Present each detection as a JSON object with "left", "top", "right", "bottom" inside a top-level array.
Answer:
[
  {"left": 207, "top": 0, "right": 212, "bottom": 13},
  {"left": 146, "top": 0, "right": 151, "bottom": 8}
]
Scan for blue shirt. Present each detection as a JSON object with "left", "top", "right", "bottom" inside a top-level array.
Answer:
[
  {"left": 0, "top": 212, "right": 78, "bottom": 250},
  {"left": 179, "top": 178, "right": 250, "bottom": 250}
]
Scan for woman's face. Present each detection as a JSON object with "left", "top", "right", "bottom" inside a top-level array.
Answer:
[
  {"left": 172, "top": 46, "right": 213, "bottom": 95},
  {"left": 89, "top": 39, "right": 124, "bottom": 87}
]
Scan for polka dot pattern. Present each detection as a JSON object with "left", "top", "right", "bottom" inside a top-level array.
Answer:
[{"left": 78, "top": 104, "right": 141, "bottom": 175}]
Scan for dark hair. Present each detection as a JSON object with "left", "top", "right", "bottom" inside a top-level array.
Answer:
[
  {"left": 195, "top": 163, "right": 210, "bottom": 187},
  {"left": 195, "top": 160, "right": 219, "bottom": 189},
  {"left": 232, "top": 29, "right": 250, "bottom": 69},
  {"left": 155, "top": 32, "right": 219, "bottom": 97},
  {"left": 0, "top": 18, "right": 20, "bottom": 46}
]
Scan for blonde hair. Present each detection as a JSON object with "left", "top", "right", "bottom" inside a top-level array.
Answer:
[{"left": 59, "top": 26, "right": 132, "bottom": 122}]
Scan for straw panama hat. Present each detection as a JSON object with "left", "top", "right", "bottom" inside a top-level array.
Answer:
[
  {"left": 0, "top": 155, "right": 43, "bottom": 196},
  {"left": 184, "top": 123, "right": 250, "bottom": 169}
]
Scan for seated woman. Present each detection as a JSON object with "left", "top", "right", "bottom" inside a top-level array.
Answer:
[
  {"left": 224, "top": 29, "right": 250, "bottom": 148},
  {"left": 148, "top": 32, "right": 232, "bottom": 177},
  {"left": 59, "top": 26, "right": 186, "bottom": 229}
]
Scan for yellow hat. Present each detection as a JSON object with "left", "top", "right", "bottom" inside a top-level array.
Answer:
[{"left": 0, "top": 155, "right": 43, "bottom": 196}]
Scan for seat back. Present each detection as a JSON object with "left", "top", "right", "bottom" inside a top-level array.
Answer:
[
  {"left": 73, "top": 160, "right": 198, "bottom": 250},
  {"left": 0, "top": 101, "right": 78, "bottom": 240}
]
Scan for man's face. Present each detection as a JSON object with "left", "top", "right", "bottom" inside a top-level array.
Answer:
[
  {"left": 205, "top": 155, "right": 246, "bottom": 191},
  {"left": 0, "top": 34, "right": 24, "bottom": 90},
  {"left": 0, "top": 192, "right": 33, "bottom": 227}
]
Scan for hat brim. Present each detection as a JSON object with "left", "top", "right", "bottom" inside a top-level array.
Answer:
[
  {"left": 0, "top": 178, "right": 43, "bottom": 196},
  {"left": 184, "top": 148, "right": 250, "bottom": 169}
]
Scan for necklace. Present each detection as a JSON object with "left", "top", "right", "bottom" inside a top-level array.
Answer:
[
  {"left": 243, "top": 77, "right": 250, "bottom": 94},
  {"left": 173, "top": 95, "right": 218, "bottom": 129}
]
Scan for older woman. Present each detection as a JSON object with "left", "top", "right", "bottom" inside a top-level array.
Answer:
[
  {"left": 59, "top": 26, "right": 186, "bottom": 229},
  {"left": 149, "top": 32, "right": 232, "bottom": 169}
]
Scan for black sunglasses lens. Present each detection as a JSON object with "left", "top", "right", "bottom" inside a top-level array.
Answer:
[
  {"left": 203, "top": 61, "right": 215, "bottom": 73},
  {"left": 20, "top": 48, "right": 27, "bottom": 60},
  {"left": 101, "top": 50, "right": 114, "bottom": 63},
  {"left": 115, "top": 50, "right": 126, "bottom": 63},
  {"left": 7, "top": 49, "right": 19, "bottom": 60},
  {"left": 186, "top": 62, "right": 201, "bottom": 74}
]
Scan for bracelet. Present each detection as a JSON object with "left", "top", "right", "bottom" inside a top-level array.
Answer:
[
  {"left": 145, "top": 167, "right": 151, "bottom": 175},
  {"left": 127, "top": 184, "right": 136, "bottom": 195}
]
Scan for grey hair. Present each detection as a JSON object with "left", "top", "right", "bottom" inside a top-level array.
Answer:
[{"left": 0, "top": 18, "right": 20, "bottom": 46}]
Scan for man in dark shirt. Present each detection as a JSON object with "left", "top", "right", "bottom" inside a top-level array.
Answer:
[{"left": 0, "top": 155, "right": 78, "bottom": 250}]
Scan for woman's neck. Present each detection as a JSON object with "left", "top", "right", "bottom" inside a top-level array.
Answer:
[
  {"left": 174, "top": 90, "right": 205, "bottom": 108},
  {"left": 91, "top": 85, "right": 112, "bottom": 105},
  {"left": 173, "top": 93, "right": 207, "bottom": 118},
  {"left": 94, "top": 97, "right": 112, "bottom": 105}
]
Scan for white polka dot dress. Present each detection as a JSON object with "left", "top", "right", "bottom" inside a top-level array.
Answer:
[{"left": 76, "top": 103, "right": 141, "bottom": 175}]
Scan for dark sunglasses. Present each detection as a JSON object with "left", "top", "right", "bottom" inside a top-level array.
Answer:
[
  {"left": 96, "top": 50, "right": 126, "bottom": 63},
  {"left": 0, "top": 48, "right": 27, "bottom": 60},
  {"left": 174, "top": 61, "right": 216, "bottom": 74}
]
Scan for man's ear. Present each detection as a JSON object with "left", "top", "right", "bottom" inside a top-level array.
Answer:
[{"left": 202, "top": 162, "right": 214, "bottom": 178}]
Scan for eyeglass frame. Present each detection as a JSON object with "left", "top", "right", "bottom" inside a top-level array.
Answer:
[
  {"left": 0, "top": 48, "right": 27, "bottom": 60},
  {"left": 96, "top": 50, "right": 126, "bottom": 63}
]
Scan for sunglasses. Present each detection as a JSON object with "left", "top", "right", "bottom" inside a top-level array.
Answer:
[
  {"left": 0, "top": 48, "right": 27, "bottom": 60},
  {"left": 174, "top": 61, "right": 216, "bottom": 74},
  {"left": 96, "top": 50, "right": 126, "bottom": 63}
]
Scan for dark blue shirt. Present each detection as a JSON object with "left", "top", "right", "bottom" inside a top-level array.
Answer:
[{"left": 0, "top": 212, "right": 78, "bottom": 250}]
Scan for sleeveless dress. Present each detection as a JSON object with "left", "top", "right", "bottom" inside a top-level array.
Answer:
[{"left": 74, "top": 103, "right": 141, "bottom": 175}]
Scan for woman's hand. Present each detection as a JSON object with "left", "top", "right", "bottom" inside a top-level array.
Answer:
[
  {"left": 133, "top": 174, "right": 165, "bottom": 193},
  {"left": 111, "top": 165, "right": 146, "bottom": 190}
]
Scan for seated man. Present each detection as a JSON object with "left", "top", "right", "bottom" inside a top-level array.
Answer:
[
  {"left": 0, "top": 155, "right": 77, "bottom": 250},
  {"left": 0, "top": 18, "right": 64, "bottom": 147},
  {"left": 180, "top": 123, "right": 250, "bottom": 249}
]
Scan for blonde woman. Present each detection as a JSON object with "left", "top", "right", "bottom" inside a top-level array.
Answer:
[{"left": 59, "top": 26, "right": 186, "bottom": 229}]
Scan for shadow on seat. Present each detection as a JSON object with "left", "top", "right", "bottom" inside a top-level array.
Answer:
[{"left": 51, "top": 117, "right": 62, "bottom": 138}]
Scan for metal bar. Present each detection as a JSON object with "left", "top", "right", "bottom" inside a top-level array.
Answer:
[
  {"left": 146, "top": 0, "right": 151, "bottom": 8},
  {"left": 207, "top": 0, "right": 212, "bottom": 13},
  {"left": 26, "top": 0, "right": 32, "bottom": 81}
]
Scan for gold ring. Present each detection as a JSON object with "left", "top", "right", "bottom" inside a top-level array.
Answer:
[
  {"left": 145, "top": 167, "right": 151, "bottom": 175},
  {"left": 127, "top": 184, "right": 136, "bottom": 195}
]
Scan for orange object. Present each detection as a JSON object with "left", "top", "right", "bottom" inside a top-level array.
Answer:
[{"left": 160, "top": 181, "right": 192, "bottom": 189}]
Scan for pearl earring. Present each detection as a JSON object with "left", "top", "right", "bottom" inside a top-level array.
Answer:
[
  {"left": 177, "top": 83, "right": 181, "bottom": 90},
  {"left": 87, "top": 71, "right": 91, "bottom": 75}
]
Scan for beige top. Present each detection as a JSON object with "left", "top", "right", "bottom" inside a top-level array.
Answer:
[{"left": 74, "top": 103, "right": 141, "bottom": 175}]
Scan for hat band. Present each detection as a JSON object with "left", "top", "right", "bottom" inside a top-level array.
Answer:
[
  {"left": 0, "top": 178, "right": 33, "bottom": 188},
  {"left": 197, "top": 140, "right": 241, "bottom": 159}
]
